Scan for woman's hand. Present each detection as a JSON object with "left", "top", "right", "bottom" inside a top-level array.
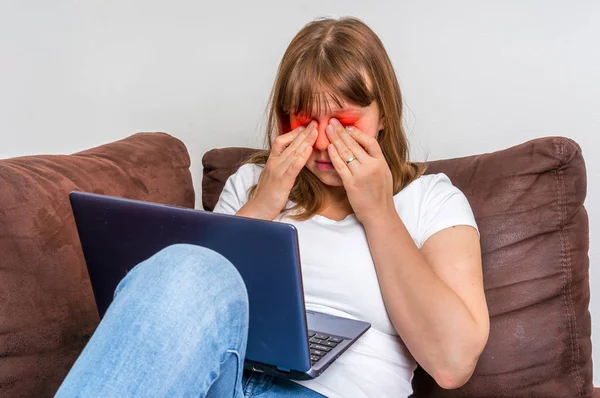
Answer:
[
  {"left": 325, "top": 118, "right": 395, "bottom": 225},
  {"left": 239, "top": 121, "right": 318, "bottom": 221}
]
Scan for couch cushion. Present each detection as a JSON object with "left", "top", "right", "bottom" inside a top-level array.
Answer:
[
  {"left": 202, "top": 147, "right": 259, "bottom": 211},
  {"left": 0, "top": 133, "right": 194, "bottom": 397},
  {"left": 202, "top": 137, "right": 591, "bottom": 397}
]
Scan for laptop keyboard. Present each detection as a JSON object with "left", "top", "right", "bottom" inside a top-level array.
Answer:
[{"left": 308, "top": 331, "right": 344, "bottom": 366}]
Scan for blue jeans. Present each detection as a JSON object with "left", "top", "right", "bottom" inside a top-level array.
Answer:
[{"left": 56, "top": 244, "right": 324, "bottom": 397}]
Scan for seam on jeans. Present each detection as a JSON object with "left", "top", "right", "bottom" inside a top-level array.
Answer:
[
  {"left": 231, "top": 272, "right": 250, "bottom": 397},
  {"left": 554, "top": 139, "right": 584, "bottom": 395},
  {"left": 242, "top": 370, "right": 253, "bottom": 392},
  {"left": 213, "top": 259, "right": 250, "bottom": 397},
  {"left": 225, "top": 349, "right": 244, "bottom": 398},
  {"left": 244, "top": 372, "right": 257, "bottom": 397},
  {"left": 251, "top": 373, "right": 275, "bottom": 395}
]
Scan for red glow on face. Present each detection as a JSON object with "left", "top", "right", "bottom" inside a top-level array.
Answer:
[
  {"left": 289, "top": 116, "right": 308, "bottom": 131},
  {"left": 330, "top": 111, "right": 361, "bottom": 127},
  {"left": 289, "top": 112, "right": 361, "bottom": 132},
  {"left": 336, "top": 118, "right": 359, "bottom": 126}
]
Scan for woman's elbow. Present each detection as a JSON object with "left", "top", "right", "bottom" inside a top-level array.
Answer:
[
  {"left": 433, "top": 364, "right": 477, "bottom": 390},
  {"left": 433, "top": 334, "right": 488, "bottom": 389}
]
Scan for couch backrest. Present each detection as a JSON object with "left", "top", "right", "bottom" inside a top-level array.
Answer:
[
  {"left": 0, "top": 133, "right": 194, "bottom": 397},
  {"left": 202, "top": 137, "right": 592, "bottom": 397}
]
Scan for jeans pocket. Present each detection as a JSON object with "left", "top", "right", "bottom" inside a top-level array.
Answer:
[{"left": 243, "top": 372, "right": 275, "bottom": 397}]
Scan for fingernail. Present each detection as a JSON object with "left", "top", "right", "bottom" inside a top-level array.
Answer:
[
  {"left": 346, "top": 126, "right": 355, "bottom": 132},
  {"left": 326, "top": 125, "right": 334, "bottom": 135},
  {"left": 311, "top": 129, "right": 318, "bottom": 137},
  {"left": 330, "top": 118, "right": 341, "bottom": 126}
]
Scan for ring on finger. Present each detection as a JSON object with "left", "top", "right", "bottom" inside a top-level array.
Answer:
[{"left": 345, "top": 155, "right": 356, "bottom": 164}]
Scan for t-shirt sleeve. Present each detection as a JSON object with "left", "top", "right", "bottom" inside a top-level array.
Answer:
[
  {"left": 213, "top": 164, "right": 262, "bottom": 215},
  {"left": 417, "top": 173, "right": 478, "bottom": 248}
]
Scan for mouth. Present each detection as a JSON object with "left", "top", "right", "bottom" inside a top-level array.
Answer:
[{"left": 315, "top": 160, "right": 334, "bottom": 171}]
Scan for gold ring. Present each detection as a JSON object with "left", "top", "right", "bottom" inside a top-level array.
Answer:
[{"left": 345, "top": 156, "right": 356, "bottom": 164}]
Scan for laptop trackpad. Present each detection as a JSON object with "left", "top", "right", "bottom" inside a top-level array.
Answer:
[{"left": 306, "top": 311, "right": 370, "bottom": 339}]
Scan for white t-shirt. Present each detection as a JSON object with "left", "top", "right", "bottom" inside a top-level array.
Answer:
[{"left": 213, "top": 163, "right": 478, "bottom": 398}]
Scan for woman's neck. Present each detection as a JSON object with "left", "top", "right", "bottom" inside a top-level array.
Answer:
[
  {"left": 327, "top": 185, "right": 348, "bottom": 204},
  {"left": 317, "top": 186, "right": 354, "bottom": 221}
]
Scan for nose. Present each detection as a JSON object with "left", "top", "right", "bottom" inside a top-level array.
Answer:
[{"left": 313, "top": 123, "right": 331, "bottom": 151}]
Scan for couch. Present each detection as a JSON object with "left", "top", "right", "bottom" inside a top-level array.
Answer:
[{"left": 0, "top": 132, "right": 595, "bottom": 397}]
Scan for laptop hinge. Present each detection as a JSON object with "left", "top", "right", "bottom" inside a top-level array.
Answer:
[{"left": 276, "top": 367, "right": 291, "bottom": 373}]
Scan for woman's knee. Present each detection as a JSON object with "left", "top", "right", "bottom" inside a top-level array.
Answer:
[{"left": 116, "top": 244, "right": 249, "bottom": 314}]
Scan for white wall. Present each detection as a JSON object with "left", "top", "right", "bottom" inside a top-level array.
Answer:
[{"left": 1, "top": 0, "right": 598, "bottom": 382}]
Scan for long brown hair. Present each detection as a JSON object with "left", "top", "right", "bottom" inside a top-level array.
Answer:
[{"left": 247, "top": 17, "right": 424, "bottom": 220}]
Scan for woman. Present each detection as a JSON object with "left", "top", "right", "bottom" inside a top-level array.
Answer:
[{"left": 57, "top": 17, "right": 489, "bottom": 398}]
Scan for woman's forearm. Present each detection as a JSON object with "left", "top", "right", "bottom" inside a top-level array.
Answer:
[
  {"left": 362, "top": 212, "right": 486, "bottom": 389},
  {"left": 235, "top": 200, "right": 274, "bottom": 221}
]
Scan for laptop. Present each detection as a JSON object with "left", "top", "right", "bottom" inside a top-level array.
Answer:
[{"left": 69, "top": 191, "right": 370, "bottom": 380}]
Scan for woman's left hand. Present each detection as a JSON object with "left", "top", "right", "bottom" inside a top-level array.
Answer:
[{"left": 326, "top": 118, "right": 395, "bottom": 225}]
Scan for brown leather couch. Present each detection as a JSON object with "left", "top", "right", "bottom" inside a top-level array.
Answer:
[
  {"left": 0, "top": 133, "right": 595, "bottom": 397},
  {"left": 202, "top": 137, "right": 594, "bottom": 397},
  {"left": 0, "top": 133, "right": 194, "bottom": 397}
]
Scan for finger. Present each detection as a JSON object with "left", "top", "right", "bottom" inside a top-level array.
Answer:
[
  {"left": 281, "top": 120, "right": 317, "bottom": 158},
  {"left": 272, "top": 121, "right": 315, "bottom": 155},
  {"left": 281, "top": 127, "right": 317, "bottom": 170},
  {"left": 327, "top": 144, "right": 353, "bottom": 181},
  {"left": 272, "top": 125, "right": 305, "bottom": 155},
  {"left": 296, "top": 121, "right": 319, "bottom": 150},
  {"left": 346, "top": 125, "right": 384, "bottom": 160},
  {"left": 326, "top": 124, "right": 357, "bottom": 169},
  {"left": 285, "top": 144, "right": 313, "bottom": 177},
  {"left": 330, "top": 119, "right": 368, "bottom": 162}
]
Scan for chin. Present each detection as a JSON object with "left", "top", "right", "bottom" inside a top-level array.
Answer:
[
  {"left": 306, "top": 166, "right": 344, "bottom": 187},
  {"left": 318, "top": 175, "right": 344, "bottom": 187}
]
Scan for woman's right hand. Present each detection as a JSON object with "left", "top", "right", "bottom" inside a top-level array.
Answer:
[{"left": 237, "top": 121, "right": 318, "bottom": 221}]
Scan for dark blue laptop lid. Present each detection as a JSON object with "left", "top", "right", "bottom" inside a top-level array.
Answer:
[{"left": 69, "top": 191, "right": 311, "bottom": 372}]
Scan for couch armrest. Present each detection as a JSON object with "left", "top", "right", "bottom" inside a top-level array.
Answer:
[{"left": 0, "top": 132, "right": 194, "bottom": 397}]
